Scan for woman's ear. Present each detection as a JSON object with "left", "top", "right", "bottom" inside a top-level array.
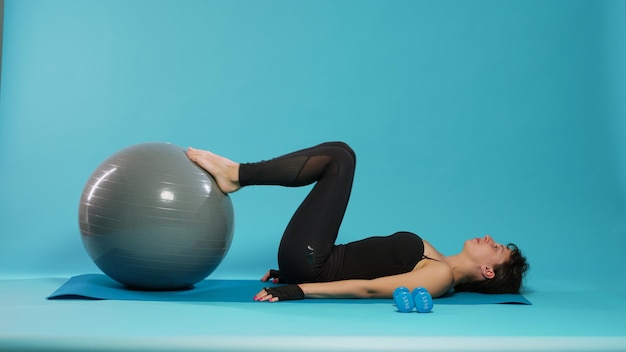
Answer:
[{"left": 480, "top": 265, "right": 495, "bottom": 279}]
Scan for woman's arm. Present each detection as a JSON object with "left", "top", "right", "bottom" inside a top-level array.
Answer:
[
  {"left": 302, "top": 262, "right": 453, "bottom": 299},
  {"left": 255, "top": 262, "right": 453, "bottom": 302}
]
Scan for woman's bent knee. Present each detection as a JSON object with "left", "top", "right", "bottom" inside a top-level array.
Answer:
[{"left": 319, "top": 141, "right": 356, "bottom": 163}]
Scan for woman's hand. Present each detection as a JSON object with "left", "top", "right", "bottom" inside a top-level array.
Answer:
[
  {"left": 254, "top": 285, "right": 305, "bottom": 302},
  {"left": 260, "top": 269, "right": 285, "bottom": 284}
]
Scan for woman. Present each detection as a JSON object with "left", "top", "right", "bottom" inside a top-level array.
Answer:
[{"left": 186, "top": 142, "right": 528, "bottom": 302}]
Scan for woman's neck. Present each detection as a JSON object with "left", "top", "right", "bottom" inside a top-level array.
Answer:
[{"left": 442, "top": 254, "right": 478, "bottom": 286}]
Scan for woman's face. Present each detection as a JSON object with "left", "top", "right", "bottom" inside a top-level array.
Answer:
[{"left": 465, "top": 235, "right": 512, "bottom": 272}]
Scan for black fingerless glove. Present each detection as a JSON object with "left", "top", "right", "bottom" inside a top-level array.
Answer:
[
  {"left": 265, "top": 285, "right": 305, "bottom": 301},
  {"left": 268, "top": 269, "right": 286, "bottom": 284}
]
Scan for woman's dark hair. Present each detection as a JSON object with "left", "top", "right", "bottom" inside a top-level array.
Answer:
[{"left": 454, "top": 243, "right": 529, "bottom": 294}]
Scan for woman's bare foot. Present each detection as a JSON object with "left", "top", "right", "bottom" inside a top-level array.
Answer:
[{"left": 186, "top": 147, "right": 241, "bottom": 193}]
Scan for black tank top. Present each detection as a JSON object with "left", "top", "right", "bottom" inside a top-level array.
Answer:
[{"left": 333, "top": 231, "right": 425, "bottom": 280}]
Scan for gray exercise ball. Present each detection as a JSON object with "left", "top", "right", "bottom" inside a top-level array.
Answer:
[{"left": 78, "top": 142, "right": 234, "bottom": 290}]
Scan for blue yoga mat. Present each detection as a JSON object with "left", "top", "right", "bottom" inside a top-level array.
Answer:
[{"left": 47, "top": 274, "right": 531, "bottom": 305}]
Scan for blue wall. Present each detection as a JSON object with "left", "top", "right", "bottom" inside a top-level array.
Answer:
[{"left": 1, "top": 0, "right": 624, "bottom": 288}]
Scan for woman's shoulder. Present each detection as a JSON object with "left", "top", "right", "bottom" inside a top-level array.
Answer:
[
  {"left": 421, "top": 239, "right": 446, "bottom": 262},
  {"left": 409, "top": 259, "right": 454, "bottom": 297},
  {"left": 416, "top": 240, "right": 454, "bottom": 287}
]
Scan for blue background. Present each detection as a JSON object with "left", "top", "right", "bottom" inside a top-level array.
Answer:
[{"left": 1, "top": 0, "right": 625, "bottom": 293}]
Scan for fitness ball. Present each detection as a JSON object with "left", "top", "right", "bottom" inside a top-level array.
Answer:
[{"left": 78, "top": 142, "right": 234, "bottom": 290}]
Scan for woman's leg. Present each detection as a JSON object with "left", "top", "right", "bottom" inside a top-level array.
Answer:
[
  {"left": 187, "top": 142, "right": 356, "bottom": 283},
  {"left": 243, "top": 142, "right": 356, "bottom": 283}
]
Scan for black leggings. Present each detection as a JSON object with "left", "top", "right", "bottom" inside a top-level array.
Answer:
[{"left": 239, "top": 142, "right": 356, "bottom": 284}]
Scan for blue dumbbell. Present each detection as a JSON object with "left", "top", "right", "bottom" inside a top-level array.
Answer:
[
  {"left": 393, "top": 286, "right": 415, "bottom": 312},
  {"left": 393, "top": 286, "right": 433, "bottom": 313},
  {"left": 412, "top": 287, "right": 433, "bottom": 313}
]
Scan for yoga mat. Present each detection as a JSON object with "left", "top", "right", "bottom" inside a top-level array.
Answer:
[{"left": 47, "top": 274, "right": 531, "bottom": 305}]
